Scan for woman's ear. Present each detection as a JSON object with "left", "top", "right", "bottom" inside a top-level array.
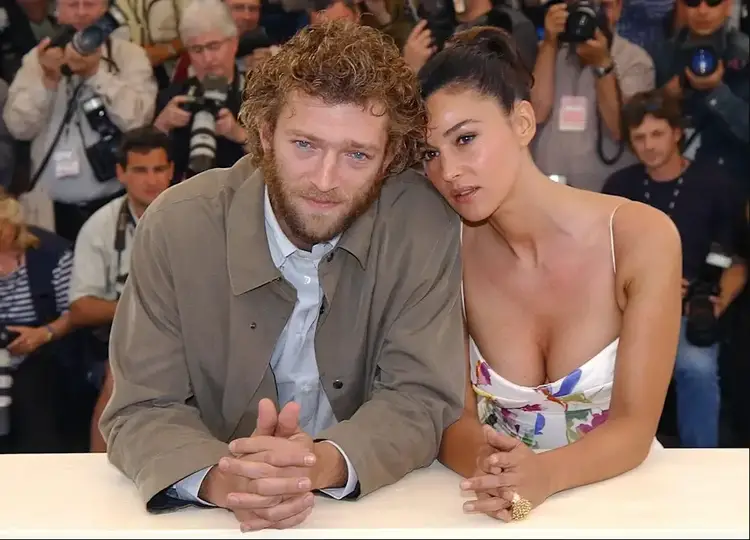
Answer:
[{"left": 511, "top": 100, "right": 537, "bottom": 147}]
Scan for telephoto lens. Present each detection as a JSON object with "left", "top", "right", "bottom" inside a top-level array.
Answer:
[
  {"left": 0, "top": 337, "right": 13, "bottom": 437},
  {"left": 561, "top": 0, "right": 598, "bottom": 43},
  {"left": 188, "top": 75, "right": 230, "bottom": 174},
  {"left": 689, "top": 46, "right": 719, "bottom": 76}
]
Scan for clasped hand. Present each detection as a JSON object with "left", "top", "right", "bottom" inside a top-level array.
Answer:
[
  {"left": 460, "top": 426, "right": 552, "bottom": 522},
  {"left": 204, "top": 399, "right": 317, "bottom": 531}
]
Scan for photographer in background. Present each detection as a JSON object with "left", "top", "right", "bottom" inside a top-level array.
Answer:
[
  {"left": 603, "top": 89, "right": 747, "bottom": 448},
  {"left": 67, "top": 126, "right": 172, "bottom": 453},
  {"left": 402, "top": 0, "right": 538, "bottom": 72},
  {"left": 653, "top": 0, "right": 748, "bottom": 191},
  {"left": 530, "top": 0, "right": 654, "bottom": 192},
  {"left": 154, "top": 0, "right": 247, "bottom": 183},
  {"left": 2, "top": 0, "right": 156, "bottom": 242}
]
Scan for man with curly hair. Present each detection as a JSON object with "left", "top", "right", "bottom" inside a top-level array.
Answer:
[{"left": 100, "top": 20, "right": 465, "bottom": 531}]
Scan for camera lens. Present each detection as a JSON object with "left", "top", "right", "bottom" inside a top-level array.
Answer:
[{"left": 690, "top": 47, "right": 718, "bottom": 76}]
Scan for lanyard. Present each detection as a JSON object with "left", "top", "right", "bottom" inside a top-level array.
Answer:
[{"left": 643, "top": 175, "right": 684, "bottom": 216}]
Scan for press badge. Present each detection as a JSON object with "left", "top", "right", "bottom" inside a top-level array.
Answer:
[
  {"left": 558, "top": 96, "right": 588, "bottom": 132},
  {"left": 53, "top": 149, "right": 80, "bottom": 179}
]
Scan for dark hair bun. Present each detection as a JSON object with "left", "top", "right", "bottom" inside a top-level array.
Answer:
[{"left": 419, "top": 25, "right": 534, "bottom": 110}]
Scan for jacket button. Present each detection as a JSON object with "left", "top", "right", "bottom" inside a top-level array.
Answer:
[
  {"left": 332, "top": 379, "right": 343, "bottom": 389},
  {"left": 326, "top": 252, "right": 334, "bottom": 262},
  {"left": 250, "top": 322, "right": 257, "bottom": 329}
]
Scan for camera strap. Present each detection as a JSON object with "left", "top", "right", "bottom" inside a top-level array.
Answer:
[
  {"left": 113, "top": 197, "right": 135, "bottom": 287},
  {"left": 27, "top": 80, "right": 85, "bottom": 193}
]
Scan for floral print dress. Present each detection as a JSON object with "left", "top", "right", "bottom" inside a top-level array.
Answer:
[{"left": 470, "top": 337, "right": 619, "bottom": 450}]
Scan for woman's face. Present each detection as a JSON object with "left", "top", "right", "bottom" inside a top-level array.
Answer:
[
  {"left": 0, "top": 220, "right": 18, "bottom": 252},
  {"left": 423, "top": 87, "right": 532, "bottom": 223}
]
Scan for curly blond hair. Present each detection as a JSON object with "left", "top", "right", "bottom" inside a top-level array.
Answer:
[
  {"left": 0, "top": 188, "right": 40, "bottom": 251},
  {"left": 239, "top": 20, "right": 427, "bottom": 176}
]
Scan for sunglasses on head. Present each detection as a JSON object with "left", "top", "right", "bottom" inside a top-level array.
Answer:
[{"left": 682, "top": 0, "right": 724, "bottom": 8}]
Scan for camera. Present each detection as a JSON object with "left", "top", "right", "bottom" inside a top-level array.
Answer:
[
  {"left": 0, "top": 327, "right": 20, "bottom": 437},
  {"left": 559, "top": 0, "right": 603, "bottom": 43},
  {"left": 406, "top": 0, "right": 456, "bottom": 51},
  {"left": 180, "top": 75, "right": 230, "bottom": 174},
  {"left": 685, "top": 243, "right": 733, "bottom": 347},
  {"left": 81, "top": 95, "right": 122, "bottom": 182},
  {"left": 236, "top": 27, "right": 274, "bottom": 58},
  {"left": 47, "top": 5, "right": 126, "bottom": 56}
]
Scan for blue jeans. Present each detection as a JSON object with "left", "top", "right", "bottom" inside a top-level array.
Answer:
[{"left": 673, "top": 317, "right": 721, "bottom": 448}]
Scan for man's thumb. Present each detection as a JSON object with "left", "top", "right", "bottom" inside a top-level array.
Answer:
[
  {"left": 276, "top": 402, "right": 302, "bottom": 438},
  {"left": 252, "top": 398, "right": 278, "bottom": 437}
]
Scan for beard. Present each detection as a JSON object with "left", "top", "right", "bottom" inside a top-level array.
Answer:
[{"left": 262, "top": 147, "right": 384, "bottom": 248}]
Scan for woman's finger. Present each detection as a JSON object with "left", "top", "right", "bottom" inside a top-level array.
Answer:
[
  {"left": 463, "top": 494, "right": 510, "bottom": 514},
  {"left": 461, "top": 472, "right": 521, "bottom": 492}
]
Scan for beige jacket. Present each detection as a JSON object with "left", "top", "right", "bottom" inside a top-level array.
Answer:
[{"left": 100, "top": 156, "right": 466, "bottom": 510}]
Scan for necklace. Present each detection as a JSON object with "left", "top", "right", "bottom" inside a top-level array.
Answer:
[{"left": 0, "top": 252, "right": 21, "bottom": 277}]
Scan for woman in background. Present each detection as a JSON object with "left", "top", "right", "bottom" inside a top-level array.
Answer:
[
  {"left": 418, "top": 27, "right": 682, "bottom": 521},
  {"left": 0, "top": 190, "right": 73, "bottom": 453}
]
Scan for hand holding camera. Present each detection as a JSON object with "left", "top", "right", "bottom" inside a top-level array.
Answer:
[
  {"left": 4, "top": 325, "right": 52, "bottom": 356},
  {"left": 576, "top": 28, "right": 611, "bottom": 68},
  {"left": 215, "top": 108, "right": 246, "bottom": 144},
  {"left": 64, "top": 42, "right": 102, "bottom": 79},
  {"left": 154, "top": 95, "right": 193, "bottom": 133},
  {"left": 684, "top": 59, "right": 725, "bottom": 91},
  {"left": 37, "top": 37, "right": 66, "bottom": 89},
  {"left": 542, "top": 2, "right": 568, "bottom": 45},
  {"left": 403, "top": 20, "right": 436, "bottom": 72}
]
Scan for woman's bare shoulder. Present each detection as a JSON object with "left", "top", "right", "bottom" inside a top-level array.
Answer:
[{"left": 608, "top": 200, "right": 682, "bottom": 274}]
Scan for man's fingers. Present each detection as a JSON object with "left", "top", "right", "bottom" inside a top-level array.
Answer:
[
  {"left": 228, "top": 436, "right": 316, "bottom": 466},
  {"left": 226, "top": 491, "right": 282, "bottom": 510},
  {"left": 239, "top": 504, "right": 313, "bottom": 532},
  {"left": 253, "top": 398, "right": 279, "bottom": 437},
  {"left": 218, "top": 456, "right": 285, "bottom": 479},
  {"left": 276, "top": 402, "right": 301, "bottom": 438},
  {"left": 253, "top": 492, "right": 315, "bottom": 523},
  {"left": 249, "top": 476, "right": 312, "bottom": 497}
]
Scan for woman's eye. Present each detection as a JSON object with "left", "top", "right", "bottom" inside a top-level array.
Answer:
[
  {"left": 457, "top": 134, "right": 475, "bottom": 145},
  {"left": 423, "top": 149, "right": 438, "bottom": 162}
]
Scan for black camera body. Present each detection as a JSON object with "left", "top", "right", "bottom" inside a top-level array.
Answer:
[
  {"left": 674, "top": 30, "right": 725, "bottom": 78},
  {"left": 406, "top": 0, "right": 456, "bottom": 51},
  {"left": 81, "top": 95, "right": 122, "bottom": 182},
  {"left": 236, "top": 27, "right": 274, "bottom": 58},
  {"left": 559, "top": 0, "right": 606, "bottom": 43},
  {"left": 0, "top": 327, "right": 20, "bottom": 350},
  {"left": 47, "top": 5, "right": 125, "bottom": 56},
  {"left": 685, "top": 243, "right": 733, "bottom": 347},
  {"left": 180, "top": 75, "right": 230, "bottom": 174}
]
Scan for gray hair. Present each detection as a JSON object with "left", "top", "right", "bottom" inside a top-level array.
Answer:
[{"left": 179, "top": 0, "right": 238, "bottom": 43}]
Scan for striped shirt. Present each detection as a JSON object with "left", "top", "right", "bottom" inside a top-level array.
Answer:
[{"left": 0, "top": 251, "right": 73, "bottom": 326}]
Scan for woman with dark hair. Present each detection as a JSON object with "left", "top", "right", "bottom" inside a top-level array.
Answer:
[{"left": 419, "top": 27, "right": 682, "bottom": 522}]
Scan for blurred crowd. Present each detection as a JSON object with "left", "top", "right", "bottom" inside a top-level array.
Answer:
[{"left": 0, "top": 0, "right": 747, "bottom": 454}]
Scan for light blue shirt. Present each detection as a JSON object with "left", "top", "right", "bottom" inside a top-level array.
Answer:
[{"left": 170, "top": 187, "right": 358, "bottom": 503}]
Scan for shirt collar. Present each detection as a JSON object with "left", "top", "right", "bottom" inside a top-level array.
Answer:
[{"left": 263, "top": 186, "right": 340, "bottom": 269}]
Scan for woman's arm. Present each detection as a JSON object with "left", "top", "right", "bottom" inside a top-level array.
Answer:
[
  {"left": 537, "top": 203, "right": 682, "bottom": 496},
  {"left": 438, "top": 324, "right": 487, "bottom": 478}
]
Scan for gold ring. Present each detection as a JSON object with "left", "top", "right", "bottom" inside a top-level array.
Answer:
[{"left": 510, "top": 492, "right": 533, "bottom": 521}]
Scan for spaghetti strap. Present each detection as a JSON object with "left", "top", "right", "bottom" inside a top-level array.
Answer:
[{"left": 609, "top": 202, "right": 628, "bottom": 273}]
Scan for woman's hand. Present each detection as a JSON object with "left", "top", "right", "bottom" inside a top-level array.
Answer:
[
  {"left": 460, "top": 426, "right": 552, "bottom": 522},
  {"left": 6, "top": 325, "right": 52, "bottom": 356}
]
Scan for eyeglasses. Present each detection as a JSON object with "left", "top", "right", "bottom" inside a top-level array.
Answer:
[
  {"left": 186, "top": 38, "right": 228, "bottom": 55},
  {"left": 229, "top": 3, "right": 260, "bottom": 12},
  {"left": 682, "top": 0, "right": 724, "bottom": 9}
]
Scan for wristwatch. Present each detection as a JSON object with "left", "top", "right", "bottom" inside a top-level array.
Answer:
[{"left": 594, "top": 62, "right": 615, "bottom": 78}]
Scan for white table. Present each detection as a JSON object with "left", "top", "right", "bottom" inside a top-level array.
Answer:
[{"left": 1, "top": 449, "right": 747, "bottom": 539}]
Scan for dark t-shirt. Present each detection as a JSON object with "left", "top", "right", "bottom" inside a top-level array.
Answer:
[
  {"left": 603, "top": 160, "right": 747, "bottom": 280},
  {"left": 154, "top": 74, "right": 246, "bottom": 184}
]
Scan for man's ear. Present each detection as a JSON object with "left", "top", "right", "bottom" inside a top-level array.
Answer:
[
  {"left": 511, "top": 100, "right": 537, "bottom": 147},
  {"left": 259, "top": 122, "right": 272, "bottom": 153}
]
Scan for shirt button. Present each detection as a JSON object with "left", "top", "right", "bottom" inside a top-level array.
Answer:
[
  {"left": 709, "top": 98, "right": 717, "bottom": 107},
  {"left": 332, "top": 379, "right": 343, "bottom": 389},
  {"left": 304, "top": 276, "right": 311, "bottom": 284},
  {"left": 718, "top": 158, "right": 724, "bottom": 165}
]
